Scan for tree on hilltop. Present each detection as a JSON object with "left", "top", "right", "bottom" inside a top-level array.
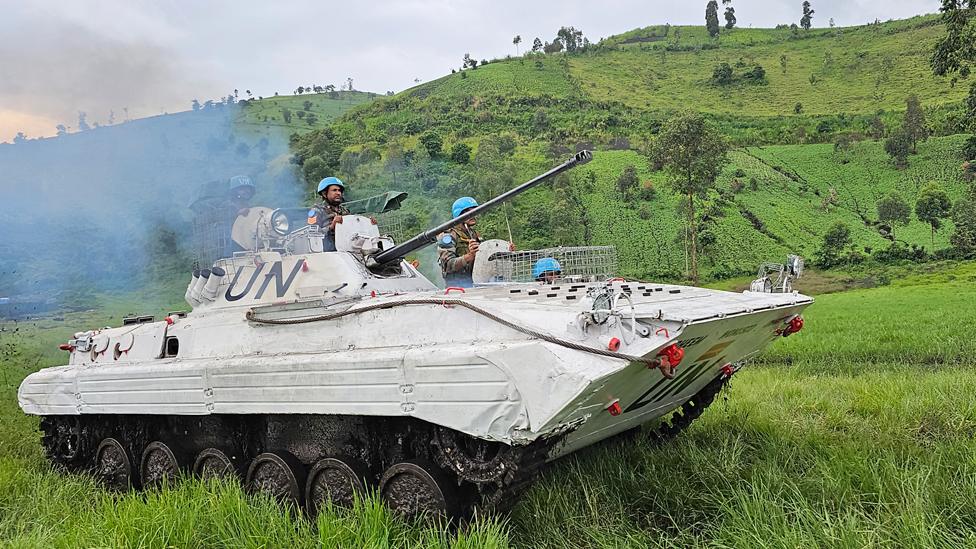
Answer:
[
  {"left": 903, "top": 94, "right": 929, "bottom": 153},
  {"left": 532, "top": 37, "right": 543, "bottom": 52},
  {"left": 800, "top": 1, "right": 815, "bottom": 30},
  {"left": 557, "top": 26, "right": 585, "bottom": 52},
  {"left": 723, "top": 0, "right": 737, "bottom": 29},
  {"left": 706, "top": 1, "right": 721, "bottom": 37},
  {"left": 651, "top": 112, "right": 729, "bottom": 283},
  {"left": 915, "top": 183, "right": 952, "bottom": 246},
  {"left": 724, "top": 6, "right": 737, "bottom": 29},
  {"left": 513, "top": 35, "right": 522, "bottom": 55}
]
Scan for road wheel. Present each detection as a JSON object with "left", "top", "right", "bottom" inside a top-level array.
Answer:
[
  {"left": 245, "top": 451, "right": 306, "bottom": 506},
  {"left": 140, "top": 441, "right": 187, "bottom": 488},
  {"left": 193, "top": 447, "right": 241, "bottom": 480},
  {"left": 305, "top": 457, "right": 368, "bottom": 515},
  {"left": 95, "top": 437, "right": 135, "bottom": 491},
  {"left": 379, "top": 459, "right": 458, "bottom": 519}
]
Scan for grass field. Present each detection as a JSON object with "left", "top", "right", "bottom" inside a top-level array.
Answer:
[{"left": 1, "top": 262, "right": 974, "bottom": 547}]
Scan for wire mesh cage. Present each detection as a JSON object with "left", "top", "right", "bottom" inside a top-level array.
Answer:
[
  {"left": 190, "top": 204, "right": 234, "bottom": 267},
  {"left": 488, "top": 245, "right": 618, "bottom": 283},
  {"left": 189, "top": 179, "right": 235, "bottom": 267},
  {"left": 376, "top": 211, "right": 409, "bottom": 245}
]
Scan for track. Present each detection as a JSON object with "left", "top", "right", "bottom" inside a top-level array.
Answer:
[{"left": 38, "top": 371, "right": 732, "bottom": 518}]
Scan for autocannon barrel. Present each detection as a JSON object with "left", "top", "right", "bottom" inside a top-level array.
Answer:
[{"left": 371, "top": 150, "right": 593, "bottom": 266}]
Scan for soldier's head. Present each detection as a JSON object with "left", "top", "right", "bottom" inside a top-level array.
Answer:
[
  {"left": 317, "top": 177, "right": 345, "bottom": 206},
  {"left": 229, "top": 175, "right": 255, "bottom": 202},
  {"left": 451, "top": 196, "right": 478, "bottom": 227},
  {"left": 533, "top": 257, "right": 562, "bottom": 284}
]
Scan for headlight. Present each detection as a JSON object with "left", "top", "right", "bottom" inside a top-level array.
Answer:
[
  {"left": 788, "top": 254, "right": 804, "bottom": 278},
  {"left": 590, "top": 290, "right": 612, "bottom": 324},
  {"left": 271, "top": 210, "right": 290, "bottom": 235}
]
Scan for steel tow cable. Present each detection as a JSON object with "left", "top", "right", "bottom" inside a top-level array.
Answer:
[{"left": 245, "top": 297, "right": 675, "bottom": 378}]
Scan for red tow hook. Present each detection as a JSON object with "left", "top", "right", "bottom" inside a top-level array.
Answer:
[
  {"left": 721, "top": 364, "right": 735, "bottom": 378},
  {"left": 652, "top": 343, "right": 685, "bottom": 379},
  {"left": 779, "top": 315, "right": 804, "bottom": 337}
]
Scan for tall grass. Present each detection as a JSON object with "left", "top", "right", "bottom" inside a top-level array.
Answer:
[{"left": 1, "top": 265, "right": 974, "bottom": 547}]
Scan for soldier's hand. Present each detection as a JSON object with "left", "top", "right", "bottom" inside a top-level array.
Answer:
[
  {"left": 237, "top": 208, "right": 250, "bottom": 217},
  {"left": 509, "top": 241, "right": 516, "bottom": 251},
  {"left": 329, "top": 215, "right": 343, "bottom": 229},
  {"left": 464, "top": 241, "right": 480, "bottom": 263},
  {"left": 370, "top": 217, "right": 378, "bottom": 225}
]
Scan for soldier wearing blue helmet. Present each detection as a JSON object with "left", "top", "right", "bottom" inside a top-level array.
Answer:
[
  {"left": 308, "top": 176, "right": 350, "bottom": 252},
  {"left": 437, "top": 197, "right": 515, "bottom": 287},
  {"left": 533, "top": 257, "right": 562, "bottom": 284}
]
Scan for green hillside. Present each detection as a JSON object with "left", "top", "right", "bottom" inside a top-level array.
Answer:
[
  {"left": 281, "top": 14, "right": 975, "bottom": 283},
  {"left": 326, "top": 15, "right": 971, "bottom": 147},
  {"left": 235, "top": 90, "right": 376, "bottom": 135}
]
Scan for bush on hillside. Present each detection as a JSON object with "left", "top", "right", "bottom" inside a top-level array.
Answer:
[
  {"left": 816, "top": 221, "right": 852, "bottom": 268},
  {"left": 450, "top": 142, "right": 471, "bottom": 164},
  {"left": 950, "top": 197, "right": 976, "bottom": 258},
  {"left": 884, "top": 130, "right": 912, "bottom": 167},
  {"left": 302, "top": 156, "right": 329, "bottom": 185},
  {"left": 963, "top": 135, "right": 976, "bottom": 160},
  {"left": 743, "top": 65, "right": 767, "bottom": 82},
  {"left": 872, "top": 241, "right": 929, "bottom": 263},
  {"left": 616, "top": 165, "right": 639, "bottom": 198},
  {"left": 712, "top": 63, "right": 734, "bottom": 85},
  {"left": 639, "top": 180, "right": 657, "bottom": 200},
  {"left": 419, "top": 131, "right": 443, "bottom": 157}
]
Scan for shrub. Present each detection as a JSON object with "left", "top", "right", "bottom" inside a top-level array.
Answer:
[
  {"left": 743, "top": 65, "right": 766, "bottom": 82},
  {"left": 884, "top": 130, "right": 912, "bottom": 167},
  {"left": 712, "top": 63, "right": 734, "bottom": 85},
  {"left": 816, "top": 221, "right": 852, "bottom": 268},
  {"left": 450, "top": 142, "right": 472, "bottom": 164},
  {"left": 419, "top": 131, "right": 443, "bottom": 157},
  {"left": 963, "top": 135, "right": 976, "bottom": 161}
]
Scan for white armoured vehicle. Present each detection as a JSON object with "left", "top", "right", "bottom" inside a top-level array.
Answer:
[{"left": 19, "top": 151, "right": 811, "bottom": 517}]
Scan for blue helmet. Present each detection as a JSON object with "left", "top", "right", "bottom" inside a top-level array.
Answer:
[
  {"left": 452, "top": 196, "right": 478, "bottom": 219},
  {"left": 533, "top": 257, "right": 562, "bottom": 280},
  {"left": 317, "top": 176, "right": 345, "bottom": 193},
  {"left": 229, "top": 175, "right": 254, "bottom": 190}
]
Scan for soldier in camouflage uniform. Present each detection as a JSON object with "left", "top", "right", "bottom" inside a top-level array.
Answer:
[
  {"left": 437, "top": 199, "right": 482, "bottom": 287},
  {"left": 307, "top": 176, "right": 350, "bottom": 252},
  {"left": 438, "top": 196, "right": 515, "bottom": 287}
]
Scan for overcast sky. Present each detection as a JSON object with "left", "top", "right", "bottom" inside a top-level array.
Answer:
[{"left": 0, "top": 0, "right": 941, "bottom": 142}]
